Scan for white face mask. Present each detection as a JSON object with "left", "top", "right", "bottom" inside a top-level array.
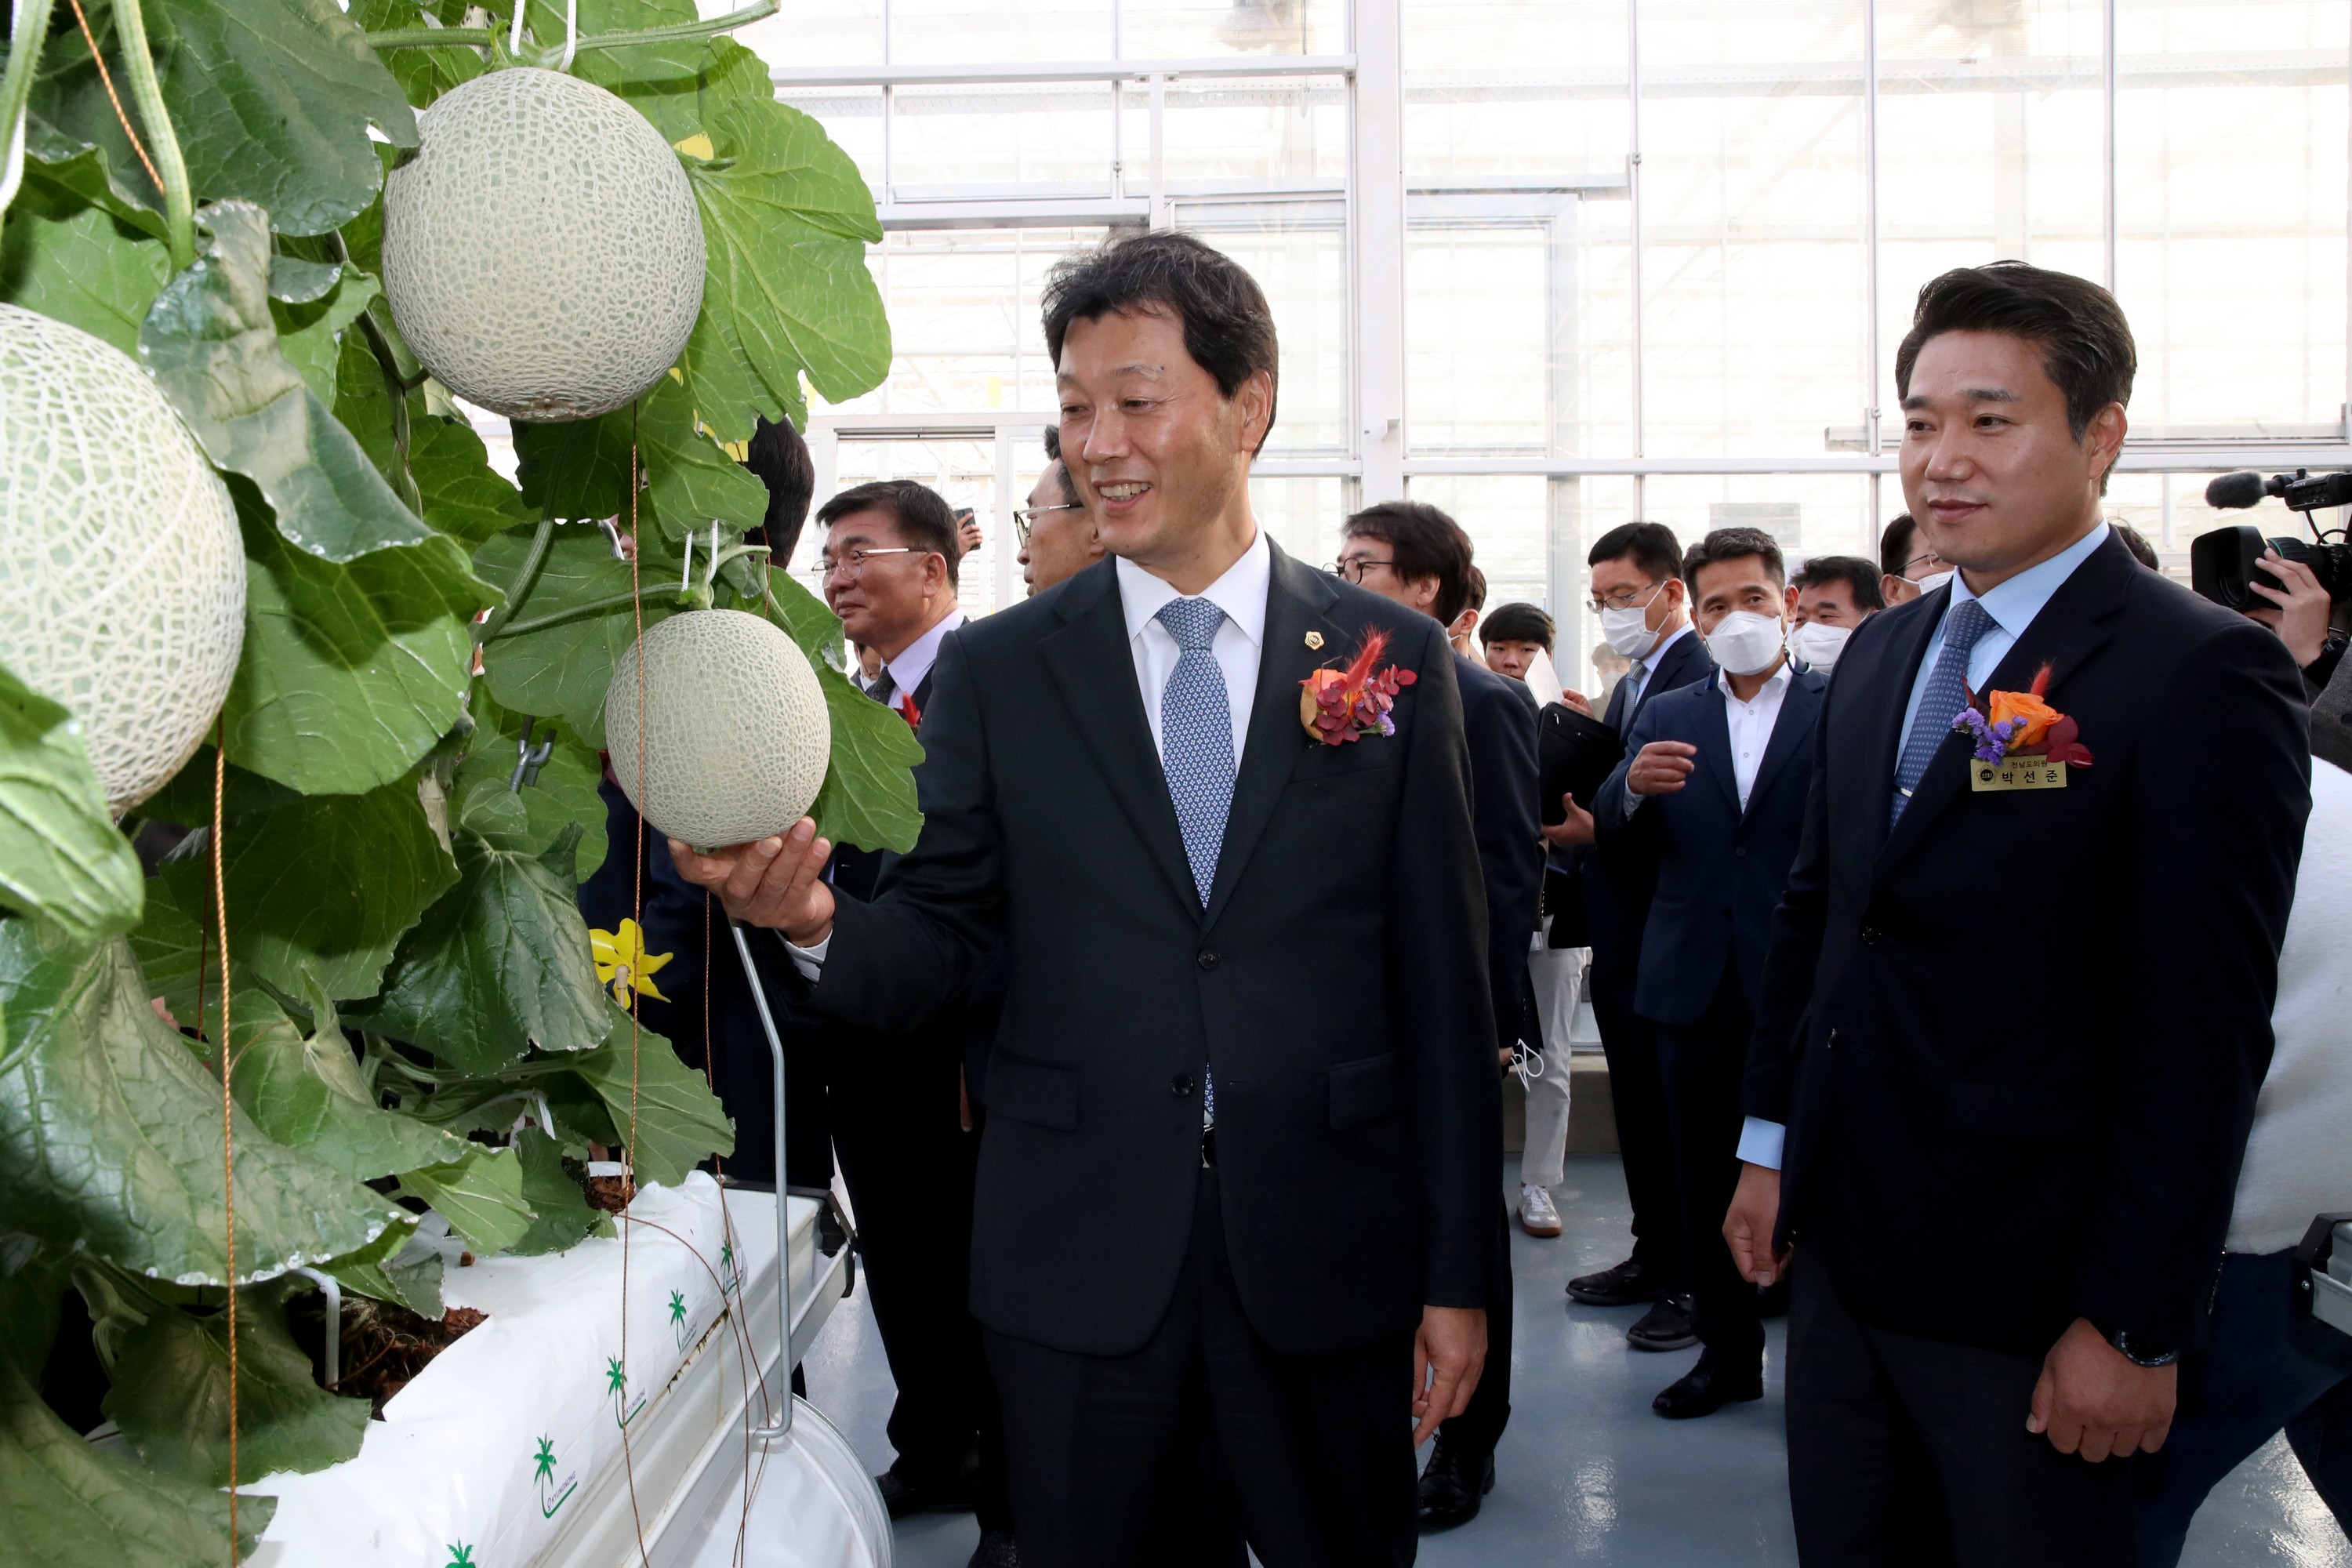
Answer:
[
  {"left": 1787, "top": 620, "right": 1853, "bottom": 672},
  {"left": 1597, "top": 581, "right": 1668, "bottom": 659},
  {"left": 1704, "top": 610, "right": 1788, "bottom": 677},
  {"left": 1911, "top": 569, "right": 1955, "bottom": 595}
]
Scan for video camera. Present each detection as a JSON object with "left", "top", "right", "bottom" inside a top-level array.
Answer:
[{"left": 2191, "top": 469, "right": 2352, "bottom": 610}]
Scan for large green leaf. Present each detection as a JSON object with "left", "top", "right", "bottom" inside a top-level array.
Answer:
[
  {"left": 350, "top": 0, "right": 488, "bottom": 109},
  {"left": 560, "top": 1003, "right": 731, "bottom": 1189},
  {"left": 273, "top": 268, "right": 379, "bottom": 405},
  {"left": 152, "top": 775, "right": 457, "bottom": 1003},
  {"left": 103, "top": 1283, "right": 370, "bottom": 1486},
  {"left": 0, "top": 193, "right": 171, "bottom": 356},
  {"left": 140, "top": 202, "right": 434, "bottom": 563},
  {"left": 475, "top": 521, "right": 688, "bottom": 743},
  {"left": 512, "top": 405, "right": 640, "bottom": 524},
  {"left": 748, "top": 573, "right": 923, "bottom": 855},
  {"left": 318, "top": 1214, "right": 442, "bottom": 1317},
  {"left": 680, "top": 83, "right": 891, "bottom": 442},
  {"left": 0, "top": 662, "right": 144, "bottom": 944},
  {"left": 640, "top": 371, "right": 771, "bottom": 543},
  {"left": 350, "top": 812, "right": 612, "bottom": 1073},
  {"left": 395, "top": 1144, "right": 532, "bottom": 1253},
  {"left": 0, "top": 1248, "right": 270, "bottom": 1566},
  {"left": 508, "top": 1125, "right": 608, "bottom": 1255},
  {"left": 334, "top": 332, "right": 532, "bottom": 545},
  {"left": 222, "top": 481, "right": 488, "bottom": 797},
  {"left": 16, "top": 118, "right": 169, "bottom": 239},
  {"left": 224, "top": 989, "right": 470, "bottom": 1181},
  {"left": 0, "top": 922, "right": 402, "bottom": 1285},
  {"left": 522, "top": 0, "right": 760, "bottom": 143}
]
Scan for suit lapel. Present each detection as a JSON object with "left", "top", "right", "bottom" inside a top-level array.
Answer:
[
  {"left": 1202, "top": 544, "right": 1338, "bottom": 931},
  {"left": 1038, "top": 559, "right": 1203, "bottom": 918},
  {"left": 1874, "top": 537, "right": 2134, "bottom": 878},
  {"left": 1744, "top": 670, "right": 1822, "bottom": 820},
  {"left": 1695, "top": 682, "right": 1740, "bottom": 815},
  {"left": 1637, "top": 630, "right": 1708, "bottom": 720}
]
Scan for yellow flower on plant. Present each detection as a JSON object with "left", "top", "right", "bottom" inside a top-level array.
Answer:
[{"left": 590, "top": 920, "right": 673, "bottom": 1010}]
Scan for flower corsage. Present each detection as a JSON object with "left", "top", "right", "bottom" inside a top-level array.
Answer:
[
  {"left": 1298, "top": 627, "right": 1417, "bottom": 746},
  {"left": 1952, "top": 663, "right": 2092, "bottom": 792}
]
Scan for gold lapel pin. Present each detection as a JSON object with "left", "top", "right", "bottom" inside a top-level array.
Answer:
[{"left": 1305, "top": 630, "right": 1325, "bottom": 651}]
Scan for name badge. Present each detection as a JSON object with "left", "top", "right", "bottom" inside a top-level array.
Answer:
[{"left": 1971, "top": 753, "right": 2067, "bottom": 792}]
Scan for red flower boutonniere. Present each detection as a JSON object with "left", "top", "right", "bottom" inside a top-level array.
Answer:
[
  {"left": 1298, "top": 627, "right": 1417, "bottom": 746},
  {"left": 1951, "top": 663, "right": 2092, "bottom": 790}
]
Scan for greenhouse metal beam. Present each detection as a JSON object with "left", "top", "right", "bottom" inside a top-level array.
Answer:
[
  {"left": 1405, "top": 448, "right": 2352, "bottom": 477},
  {"left": 770, "top": 53, "right": 1357, "bottom": 90}
]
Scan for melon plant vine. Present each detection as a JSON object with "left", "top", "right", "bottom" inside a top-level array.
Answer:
[{"left": 0, "top": 0, "right": 909, "bottom": 1556}]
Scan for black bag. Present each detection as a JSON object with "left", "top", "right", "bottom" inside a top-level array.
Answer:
[{"left": 1538, "top": 701, "right": 1624, "bottom": 825}]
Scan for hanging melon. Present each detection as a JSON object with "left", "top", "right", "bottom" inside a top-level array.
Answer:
[
  {"left": 380, "top": 66, "right": 706, "bottom": 423},
  {"left": 604, "top": 609, "right": 832, "bottom": 849},
  {"left": 0, "top": 304, "right": 245, "bottom": 814}
]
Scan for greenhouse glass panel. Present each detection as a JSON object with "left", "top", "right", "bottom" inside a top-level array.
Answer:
[
  {"left": 1119, "top": 0, "right": 1346, "bottom": 60},
  {"left": 1181, "top": 213, "right": 1349, "bottom": 456},
  {"left": 890, "top": 85, "right": 1120, "bottom": 198},
  {"left": 887, "top": 0, "right": 1116, "bottom": 63},
  {"left": 1401, "top": 0, "right": 1630, "bottom": 181}
]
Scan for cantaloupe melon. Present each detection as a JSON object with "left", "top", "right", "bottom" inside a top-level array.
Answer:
[
  {"left": 0, "top": 304, "right": 245, "bottom": 814},
  {"left": 604, "top": 608, "right": 831, "bottom": 848},
  {"left": 381, "top": 66, "right": 706, "bottom": 423}
]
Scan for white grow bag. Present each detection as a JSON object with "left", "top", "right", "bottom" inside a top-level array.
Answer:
[{"left": 246, "top": 1175, "right": 880, "bottom": 1568}]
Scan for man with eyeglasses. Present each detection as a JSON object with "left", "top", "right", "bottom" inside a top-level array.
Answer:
[
  {"left": 1552, "top": 521, "right": 1718, "bottom": 1361},
  {"left": 800, "top": 479, "right": 1018, "bottom": 1566},
  {"left": 1018, "top": 428, "right": 1102, "bottom": 595},
  {"left": 1878, "top": 511, "right": 1952, "bottom": 607}
]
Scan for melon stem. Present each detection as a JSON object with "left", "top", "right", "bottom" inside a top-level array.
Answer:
[
  {"left": 0, "top": 0, "right": 58, "bottom": 232},
  {"left": 489, "top": 586, "right": 682, "bottom": 641},
  {"left": 481, "top": 512, "right": 557, "bottom": 641},
  {"left": 108, "top": 0, "right": 192, "bottom": 270}
]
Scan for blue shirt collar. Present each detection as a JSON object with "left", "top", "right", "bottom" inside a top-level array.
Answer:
[{"left": 1948, "top": 521, "right": 2110, "bottom": 638}]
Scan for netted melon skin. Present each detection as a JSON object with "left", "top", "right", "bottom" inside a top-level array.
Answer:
[
  {"left": 605, "top": 609, "right": 833, "bottom": 849},
  {"left": 382, "top": 67, "right": 706, "bottom": 423},
  {"left": 0, "top": 305, "right": 245, "bottom": 814}
]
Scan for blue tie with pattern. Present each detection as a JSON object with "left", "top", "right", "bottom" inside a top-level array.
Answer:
[
  {"left": 1156, "top": 596, "right": 1233, "bottom": 1127},
  {"left": 1890, "top": 597, "right": 1995, "bottom": 824}
]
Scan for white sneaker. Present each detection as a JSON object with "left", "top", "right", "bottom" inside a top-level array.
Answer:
[{"left": 1519, "top": 1184, "right": 1563, "bottom": 1238}]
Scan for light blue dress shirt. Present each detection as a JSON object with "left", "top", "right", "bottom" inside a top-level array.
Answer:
[{"left": 1737, "top": 522, "right": 2112, "bottom": 1171}]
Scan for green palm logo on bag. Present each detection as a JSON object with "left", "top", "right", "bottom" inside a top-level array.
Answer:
[
  {"left": 445, "top": 1546, "right": 476, "bottom": 1568},
  {"left": 719, "top": 1240, "right": 740, "bottom": 1294},
  {"left": 532, "top": 1436, "right": 578, "bottom": 1519},
  {"left": 669, "top": 1288, "right": 691, "bottom": 1348},
  {"left": 606, "top": 1354, "right": 644, "bottom": 1428}
]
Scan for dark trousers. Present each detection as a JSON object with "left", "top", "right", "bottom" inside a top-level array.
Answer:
[
  {"left": 826, "top": 1027, "right": 1011, "bottom": 1534},
  {"left": 1588, "top": 960, "right": 1688, "bottom": 1291},
  {"left": 1787, "top": 1252, "right": 2132, "bottom": 1567},
  {"left": 986, "top": 1165, "right": 1417, "bottom": 1568},
  {"left": 1437, "top": 1207, "right": 1515, "bottom": 1457},
  {"left": 1653, "top": 967, "right": 1765, "bottom": 1366},
  {"left": 2132, "top": 1247, "right": 2352, "bottom": 1566}
]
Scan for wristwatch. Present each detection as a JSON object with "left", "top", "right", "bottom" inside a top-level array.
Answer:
[{"left": 2090, "top": 1319, "right": 2180, "bottom": 1368}]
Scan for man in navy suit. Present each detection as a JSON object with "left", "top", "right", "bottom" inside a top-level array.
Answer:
[
  {"left": 1337, "top": 500, "right": 1541, "bottom": 1530},
  {"left": 1554, "top": 523, "right": 1718, "bottom": 1354},
  {"left": 1723, "top": 263, "right": 2309, "bottom": 1563},
  {"left": 1594, "top": 526, "right": 1824, "bottom": 1420}
]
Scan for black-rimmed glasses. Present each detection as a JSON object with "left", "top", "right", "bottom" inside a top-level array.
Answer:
[
  {"left": 1330, "top": 557, "right": 1396, "bottom": 584},
  {"left": 818, "top": 546, "right": 923, "bottom": 580},
  {"left": 1014, "top": 503, "right": 1083, "bottom": 547}
]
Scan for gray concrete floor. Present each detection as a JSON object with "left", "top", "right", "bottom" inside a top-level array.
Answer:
[{"left": 799, "top": 1154, "right": 2350, "bottom": 1566}]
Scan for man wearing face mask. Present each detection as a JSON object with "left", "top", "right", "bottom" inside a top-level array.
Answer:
[
  {"left": 1553, "top": 522, "right": 1718, "bottom": 1352},
  {"left": 1878, "top": 512, "right": 1952, "bottom": 607},
  {"left": 1785, "top": 555, "right": 1885, "bottom": 675},
  {"left": 1592, "top": 528, "right": 1826, "bottom": 1419}
]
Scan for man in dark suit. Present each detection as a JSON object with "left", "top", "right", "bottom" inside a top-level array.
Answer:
[
  {"left": 1722, "top": 262, "right": 2310, "bottom": 1564},
  {"left": 1552, "top": 522, "right": 1716, "bottom": 1354},
  {"left": 1594, "top": 526, "right": 1824, "bottom": 1421},
  {"left": 675, "top": 230, "right": 1497, "bottom": 1568},
  {"left": 1338, "top": 500, "right": 1541, "bottom": 1530}
]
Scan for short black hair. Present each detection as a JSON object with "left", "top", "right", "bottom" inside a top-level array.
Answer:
[
  {"left": 741, "top": 414, "right": 815, "bottom": 563},
  {"left": 1040, "top": 426, "right": 1080, "bottom": 503},
  {"left": 2112, "top": 521, "right": 2162, "bottom": 572},
  {"left": 1463, "top": 564, "right": 1487, "bottom": 614},
  {"left": 1682, "top": 527, "right": 1786, "bottom": 591},
  {"left": 1042, "top": 425, "right": 1061, "bottom": 461},
  {"left": 1342, "top": 500, "right": 1476, "bottom": 624},
  {"left": 815, "top": 480, "right": 963, "bottom": 590},
  {"left": 1878, "top": 513, "right": 1920, "bottom": 578},
  {"left": 1480, "top": 602, "right": 1555, "bottom": 652},
  {"left": 1895, "top": 262, "right": 2136, "bottom": 491},
  {"left": 1042, "top": 230, "right": 1280, "bottom": 453},
  {"left": 1588, "top": 521, "right": 1683, "bottom": 583},
  {"left": 1792, "top": 554, "right": 1886, "bottom": 612}
]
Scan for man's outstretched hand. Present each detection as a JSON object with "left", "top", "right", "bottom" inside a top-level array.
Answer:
[
  {"left": 668, "top": 818, "right": 837, "bottom": 946},
  {"left": 1412, "top": 1305, "right": 1486, "bottom": 1446}
]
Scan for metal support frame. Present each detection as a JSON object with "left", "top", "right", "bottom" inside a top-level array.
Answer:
[
  {"left": 731, "top": 922, "right": 796, "bottom": 1443},
  {"left": 1352, "top": 0, "right": 1404, "bottom": 503}
]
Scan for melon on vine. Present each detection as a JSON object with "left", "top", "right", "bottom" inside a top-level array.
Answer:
[
  {"left": 604, "top": 608, "right": 832, "bottom": 848},
  {"left": 0, "top": 304, "right": 245, "bottom": 814},
  {"left": 381, "top": 66, "right": 706, "bottom": 422}
]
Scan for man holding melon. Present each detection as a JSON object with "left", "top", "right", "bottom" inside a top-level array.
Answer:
[{"left": 674, "top": 230, "right": 1498, "bottom": 1567}]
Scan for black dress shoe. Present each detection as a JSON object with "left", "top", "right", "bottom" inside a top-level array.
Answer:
[
  {"left": 1416, "top": 1436, "right": 1497, "bottom": 1531},
  {"left": 875, "top": 1458, "right": 975, "bottom": 1519},
  {"left": 1652, "top": 1353, "right": 1764, "bottom": 1419},
  {"left": 1566, "top": 1256, "right": 1670, "bottom": 1307},
  {"left": 1625, "top": 1295, "right": 1697, "bottom": 1352},
  {"left": 967, "top": 1529, "right": 1020, "bottom": 1568}
]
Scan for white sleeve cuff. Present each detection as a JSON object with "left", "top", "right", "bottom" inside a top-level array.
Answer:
[
  {"left": 1737, "top": 1116, "right": 1786, "bottom": 1171},
  {"left": 776, "top": 928, "right": 829, "bottom": 981}
]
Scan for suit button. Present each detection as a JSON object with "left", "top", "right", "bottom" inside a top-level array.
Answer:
[
  {"left": 1860, "top": 925, "right": 1882, "bottom": 946},
  {"left": 1197, "top": 949, "right": 1220, "bottom": 971},
  {"left": 1171, "top": 1073, "right": 1194, "bottom": 1097},
  {"left": 1734, "top": 846, "right": 1748, "bottom": 858}
]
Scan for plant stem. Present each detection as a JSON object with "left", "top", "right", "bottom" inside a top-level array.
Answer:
[
  {"left": 108, "top": 0, "right": 192, "bottom": 270},
  {"left": 481, "top": 513, "right": 557, "bottom": 639},
  {"left": 489, "top": 586, "right": 677, "bottom": 641},
  {"left": 365, "top": 0, "right": 777, "bottom": 53},
  {"left": 355, "top": 309, "right": 423, "bottom": 514},
  {"left": 0, "top": 0, "right": 60, "bottom": 235}
]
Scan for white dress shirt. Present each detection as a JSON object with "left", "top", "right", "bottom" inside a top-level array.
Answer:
[
  {"left": 876, "top": 607, "right": 967, "bottom": 709},
  {"left": 1624, "top": 622, "right": 1695, "bottom": 711},
  {"left": 1737, "top": 523, "right": 2113, "bottom": 1171},
  {"left": 1619, "top": 659, "right": 1792, "bottom": 822},
  {"left": 1113, "top": 527, "right": 1270, "bottom": 764}
]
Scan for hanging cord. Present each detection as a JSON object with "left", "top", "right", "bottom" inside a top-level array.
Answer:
[
  {"left": 506, "top": 0, "right": 579, "bottom": 70},
  {"left": 210, "top": 727, "right": 241, "bottom": 1563},
  {"left": 617, "top": 411, "right": 653, "bottom": 1566},
  {"left": 60, "top": 0, "right": 161, "bottom": 194}
]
